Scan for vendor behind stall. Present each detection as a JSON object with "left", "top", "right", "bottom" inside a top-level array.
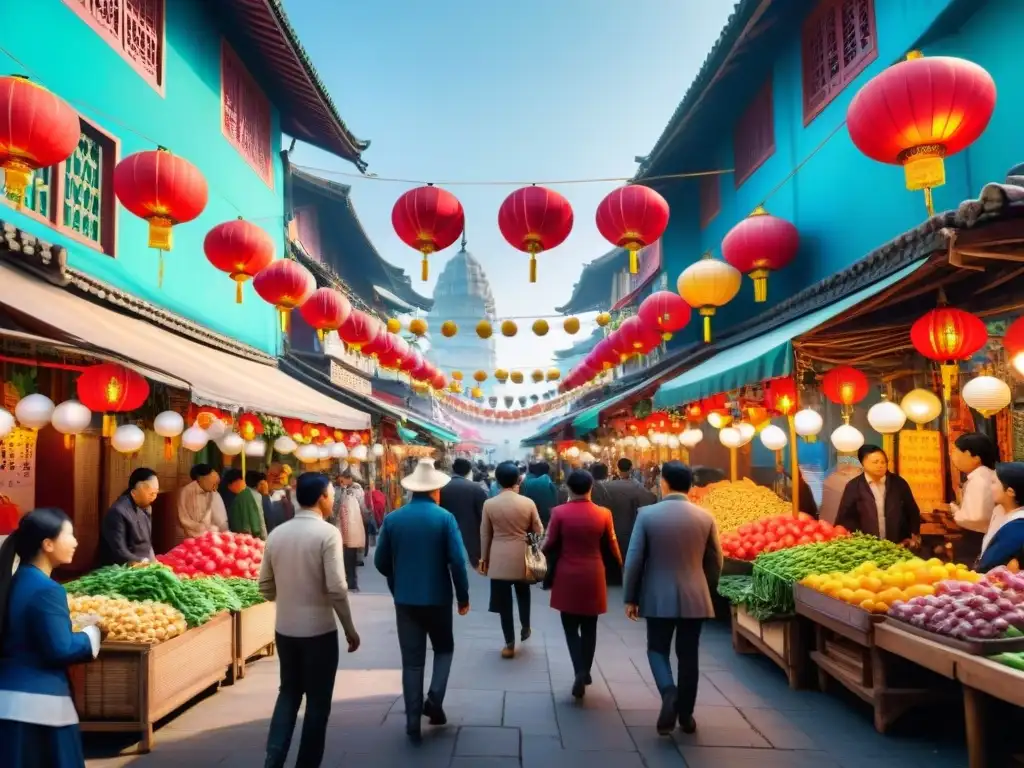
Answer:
[
  {"left": 835, "top": 445, "right": 920, "bottom": 547},
  {"left": 178, "top": 464, "right": 228, "bottom": 538},
  {"left": 950, "top": 432, "right": 1001, "bottom": 564},
  {"left": 100, "top": 467, "right": 159, "bottom": 565},
  {"left": 978, "top": 462, "right": 1024, "bottom": 571}
]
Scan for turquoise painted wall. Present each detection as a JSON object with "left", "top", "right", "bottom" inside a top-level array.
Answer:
[
  {"left": 663, "top": 0, "right": 1019, "bottom": 350},
  {"left": 2, "top": 0, "right": 283, "bottom": 354}
]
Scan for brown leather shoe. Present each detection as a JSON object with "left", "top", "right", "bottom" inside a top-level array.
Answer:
[{"left": 501, "top": 644, "right": 515, "bottom": 659}]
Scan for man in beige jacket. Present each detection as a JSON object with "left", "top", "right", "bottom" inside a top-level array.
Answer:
[{"left": 259, "top": 472, "right": 360, "bottom": 768}]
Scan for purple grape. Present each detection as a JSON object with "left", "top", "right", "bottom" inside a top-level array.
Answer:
[
  {"left": 955, "top": 605, "right": 972, "bottom": 619},
  {"left": 996, "top": 598, "right": 1015, "bottom": 613},
  {"left": 992, "top": 618, "right": 1010, "bottom": 633},
  {"left": 980, "top": 604, "right": 1001, "bottom": 620}
]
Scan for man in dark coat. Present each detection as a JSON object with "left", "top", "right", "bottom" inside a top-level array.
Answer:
[
  {"left": 520, "top": 461, "right": 558, "bottom": 526},
  {"left": 100, "top": 467, "right": 159, "bottom": 565},
  {"left": 601, "top": 458, "right": 657, "bottom": 585},
  {"left": 440, "top": 458, "right": 487, "bottom": 567}
]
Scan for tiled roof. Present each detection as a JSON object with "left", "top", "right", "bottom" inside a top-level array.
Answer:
[
  {"left": 555, "top": 247, "right": 623, "bottom": 314},
  {"left": 217, "top": 0, "right": 369, "bottom": 170}
]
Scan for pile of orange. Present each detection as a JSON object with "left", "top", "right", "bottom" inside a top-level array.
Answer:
[{"left": 800, "top": 558, "right": 981, "bottom": 614}]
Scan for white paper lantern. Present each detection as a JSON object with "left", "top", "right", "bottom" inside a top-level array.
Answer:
[
  {"left": 15, "top": 394, "right": 55, "bottom": 429},
  {"left": 900, "top": 388, "right": 942, "bottom": 426},
  {"left": 51, "top": 400, "right": 92, "bottom": 435},
  {"left": 566, "top": 446, "right": 580, "bottom": 458},
  {"left": 111, "top": 424, "right": 145, "bottom": 454},
  {"left": 651, "top": 433, "right": 668, "bottom": 446},
  {"left": 679, "top": 428, "right": 704, "bottom": 448},
  {"left": 736, "top": 422, "right": 756, "bottom": 445},
  {"left": 580, "top": 452, "right": 596, "bottom": 464},
  {"left": 351, "top": 444, "right": 368, "bottom": 461},
  {"left": 217, "top": 433, "right": 244, "bottom": 456},
  {"left": 318, "top": 445, "right": 331, "bottom": 459},
  {"left": 589, "top": 444, "right": 600, "bottom": 454},
  {"left": 273, "top": 435, "right": 297, "bottom": 455},
  {"left": 636, "top": 436, "right": 651, "bottom": 450},
  {"left": 329, "top": 442, "right": 349, "bottom": 459},
  {"left": 707, "top": 412, "right": 730, "bottom": 429},
  {"left": 867, "top": 399, "right": 906, "bottom": 434},
  {"left": 244, "top": 438, "right": 267, "bottom": 458},
  {"left": 0, "top": 409, "right": 14, "bottom": 439},
  {"left": 759, "top": 424, "right": 788, "bottom": 451},
  {"left": 793, "top": 408, "right": 823, "bottom": 438},
  {"left": 830, "top": 424, "right": 865, "bottom": 453},
  {"left": 205, "top": 419, "right": 227, "bottom": 440},
  {"left": 961, "top": 375, "right": 1012, "bottom": 417},
  {"left": 719, "top": 427, "right": 743, "bottom": 449},
  {"left": 623, "top": 436, "right": 636, "bottom": 447},
  {"left": 153, "top": 410, "right": 185, "bottom": 439},
  {"left": 295, "top": 444, "right": 320, "bottom": 464},
  {"left": 667, "top": 435, "right": 680, "bottom": 449},
  {"left": 181, "top": 426, "right": 209, "bottom": 452},
  {"left": 372, "top": 443, "right": 385, "bottom": 458}
]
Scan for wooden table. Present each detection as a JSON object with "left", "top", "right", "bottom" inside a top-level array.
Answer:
[
  {"left": 956, "top": 654, "right": 1024, "bottom": 768},
  {"left": 731, "top": 605, "right": 809, "bottom": 689}
]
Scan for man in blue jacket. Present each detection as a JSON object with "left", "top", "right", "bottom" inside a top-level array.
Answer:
[
  {"left": 520, "top": 461, "right": 558, "bottom": 526},
  {"left": 375, "top": 458, "right": 470, "bottom": 742}
]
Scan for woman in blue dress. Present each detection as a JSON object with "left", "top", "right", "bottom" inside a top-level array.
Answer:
[
  {"left": 0, "top": 508, "right": 101, "bottom": 767},
  {"left": 978, "top": 463, "right": 1024, "bottom": 572}
]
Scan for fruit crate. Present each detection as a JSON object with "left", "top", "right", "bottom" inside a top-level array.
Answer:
[
  {"left": 730, "top": 604, "right": 808, "bottom": 689},
  {"left": 793, "top": 583, "right": 883, "bottom": 640},
  {"left": 232, "top": 601, "right": 276, "bottom": 680},
  {"left": 68, "top": 611, "right": 233, "bottom": 753},
  {"left": 885, "top": 617, "right": 1024, "bottom": 656}
]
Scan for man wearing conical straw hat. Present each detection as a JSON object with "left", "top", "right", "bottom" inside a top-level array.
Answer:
[{"left": 374, "top": 458, "right": 471, "bottom": 742}]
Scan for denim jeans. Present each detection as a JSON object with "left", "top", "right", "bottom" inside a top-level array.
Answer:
[
  {"left": 646, "top": 618, "right": 703, "bottom": 718},
  {"left": 265, "top": 630, "right": 339, "bottom": 768},
  {"left": 559, "top": 613, "right": 597, "bottom": 678},
  {"left": 395, "top": 604, "right": 454, "bottom": 730}
]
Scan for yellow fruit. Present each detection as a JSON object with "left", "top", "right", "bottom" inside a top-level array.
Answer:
[
  {"left": 877, "top": 587, "right": 905, "bottom": 605},
  {"left": 822, "top": 580, "right": 843, "bottom": 596},
  {"left": 905, "top": 584, "right": 935, "bottom": 598},
  {"left": 929, "top": 566, "right": 947, "bottom": 583},
  {"left": 842, "top": 577, "right": 860, "bottom": 591},
  {"left": 870, "top": 601, "right": 890, "bottom": 614},
  {"left": 860, "top": 576, "right": 883, "bottom": 593},
  {"left": 852, "top": 589, "right": 875, "bottom": 604},
  {"left": 945, "top": 562, "right": 958, "bottom": 574},
  {"left": 836, "top": 588, "right": 856, "bottom": 603},
  {"left": 926, "top": 557, "right": 943, "bottom": 567},
  {"left": 859, "top": 599, "right": 876, "bottom": 612}
]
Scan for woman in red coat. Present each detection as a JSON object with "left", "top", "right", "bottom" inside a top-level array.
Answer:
[{"left": 543, "top": 469, "right": 622, "bottom": 699}]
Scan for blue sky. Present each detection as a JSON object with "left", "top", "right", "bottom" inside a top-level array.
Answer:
[{"left": 284, "top": 0, "right": 734, "bottom": 390}]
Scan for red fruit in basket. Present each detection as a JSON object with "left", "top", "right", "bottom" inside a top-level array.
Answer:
[
  {"left": 782, "top": 534, "right": 796, "bottom": 548},
  {"left": 202, "top": 560, "right": 217, "bottom": 573},
  {"left": 797, "top": 535, "right": 812, "bottom": 546},
  {"left": 734, "top": 547, "right": 748, "bottom": 560},
  {"left": 834, "top": 525, "right": 849, "bottom": 536}
]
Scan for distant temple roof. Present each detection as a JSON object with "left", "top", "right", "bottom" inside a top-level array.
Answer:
[
  {"left": 555, "top": 248, "right": 622, "bottom": 314},
  {"left": 553, "top": 328, "right": 602, "bottom": 361},
  {"left": 215, "top": 0, "right": 369, "bottom": 170},
  {"left": 290, "top": 168, "right": 432, "bottom": 312},
  {"left": 431, "top": 243, "right": 497, "bottom": 318}
]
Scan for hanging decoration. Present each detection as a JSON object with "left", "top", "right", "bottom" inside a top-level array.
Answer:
[
  {"left": 831, "top": 424, "right": 865, "bottom": 454},
  {"left": 503, "top": 396, "right": 514, "bottom": 408},
  {"left": 218, "top": 433, "right": 244, "bottom": 457},
  {"left": 498, "top": 186, "right": 574, "bottom": 282},
  {"left": 451, "top": 371, "right": 464, "bottom": 382},
  {"left": 510, "top": 371, "right": 524, "bottom": 384},
  {"left": 867, "top": 397, "right": 907, "bottom": 435},
  {"left": 532, "top": 319, "right": 549, "bottom": 336},
  {"left": 386, "top": 318, "right": 402, "bottom": 333},
  {"left": 253, "top": 259, "right": 316, "bottom": 333},
  {"left": 76, "top": 363, "right": 150, "bottom": 437},
  {"left": 51, "top": 401, "right": 92, "bottom": 449},
  {"left": 901, "top": 388, "right": 943, "bottom": 427},
  {"left": 759, "top": 424, "right": 787, "bottom": 452},
  {"left": 273, "top": 435, "right": 297, "bottom": 455},
  {"left": 847, "top": 52, "right": 996, "bottom": 216},
  {"left": 596, "top": 312, "right": 611, "bottom": 328},
  {"left": 391, "top": 185, "right": 465, "bottom": 280},
  {"left": 473, "top": 371, "right": 488, "bottom": 384},
  {"left": 595, "top": 184, "right": 670, "bottom": 274},
  {"left": 563, "top": 317, "right": 580, "bottom": 335},
  {"left": 547, "top": 368, "right": 560, "bottom": 382},
  {"left": 910, "top": 307, "right": 987, "bottom": 402},
  {"left": 153, "top": 410, "right": 185, "bottom": 460},
  {"left": 299, "top": 287, "right": 352, "bottom": 343},
  {"left": 113, "top": 148, "right": 209, "bottom": 286},
  {"left": 181, "top": 426, "right": 209, "bottom": 452},
  {"left": 501, "top": 320, "right": 518, "bottom": 338},
  {"left": 0, "top": 410, "right": 13, "bottom": 440},
  {"left": 111, "top": 424, "right": 145, "bottom": 455},
  {"left": 721, "top": 206, "right": 799, "bottom": 303},
  {"left": 441, "top": 321, "right": 458, "bottom": 338},
  {"left": 793, "top": 408, "right": 823, "bottom": 442},
  {"left": 821, "top": 365, "right": 869, "bottom": 420},
  {"left": 477, "top": 320, "right": 493, "bottom": 339},
  {"left": 765, "top": 377, "right": 797, "bottom": 416},
  {"left": 408, "top": 318, "right": 428, "bottom": 336},
  {"left": 470, "top": 387, "right": 483, "bottom": 399},
  {"left": 236, "top": 413, "right": 264, "bottom": 442},
  {"left": 961, "top": 375, "right": 1011, "bottom": 418},
  {"left": 338, "top": 310, "right": 381, "bottom": 352},
  {"left": 531, "top": 369, "right": 544, "bottom": 383},
  {"left": 15, "top": 394, "right": 54, "bottom": 430},
  {"left": 637, "top": 291, "right": 691, "bottom": 340},
  {"left": 0, "top": 76, "right": 81, "bottom": 206},
  {"left": 203, "top": 217, "right": 276, "bottom": 304},
  {"left": 677, "top": 254, "right": 742, "bottom": 343},
  {"left": 495, "top": 369, "right": 509, "bottom": 383}
]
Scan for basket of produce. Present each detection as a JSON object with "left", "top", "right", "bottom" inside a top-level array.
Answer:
[
  {"left": 721, "top": 513, "right": 849, "bottom": 562},
  {"left": 69, "top": 595, "right": 187, "bottom": 644},
  {"left": 694, "top": 479, "right": 792, "bottom": 533},
  {"left": 752, "top": 534, "right": 913, "bottom": 616},
  {"left": 886, "top": 565, "right": 1024, "bottom": 654},
  {"left": 156, "top": 531, "right": 264, "bottom": 579}
]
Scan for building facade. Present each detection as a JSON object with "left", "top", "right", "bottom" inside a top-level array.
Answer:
[{"left": 2, "top": 0, "right": 367, "bottom": 354}]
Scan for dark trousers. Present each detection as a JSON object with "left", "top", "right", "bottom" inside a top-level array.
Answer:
[
  {"left": 395, "top": 604, "right": 455, "bottom": 730},
  {"left": 489, "top": 579, "right": 531, "bottom": 645},
  {"left": 343, "top": 547, "right": 359, "bottom": 589},
  {"left": 646, "top": 618, "right": 703, "bottom": 718},
  {"left": 560, "top": 612, "right": 598, "bottom": 678},
  {"left": 265, "top": 630, "right": 339, "bottom": 768}
]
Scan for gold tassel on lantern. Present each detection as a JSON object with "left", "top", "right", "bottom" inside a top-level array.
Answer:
[
  {"left": 102, "top": 414, "right": 115, "bottom": 438},
  {"left": 700, "top": 309, "right": 715, "bottom": 343},
  {"left": 628, "top": 246, "right": 639, "bottom": 275},
  {"left": 164, "top": 437, "right": 174, "bottom": 461},
  {"left": 280, "top": 309, "right": 291, "bottom": 333},
  {"left": 64, "top": 434, "right": 73, "bottom": 450}
]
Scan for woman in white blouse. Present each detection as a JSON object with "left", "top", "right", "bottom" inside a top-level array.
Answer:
[{"left": 951, "top": 433, "right": 1001, "bottom": 564}]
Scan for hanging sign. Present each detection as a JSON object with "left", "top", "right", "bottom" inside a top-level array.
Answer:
[{"left": 0, "top": 427, "right": 37, "bottom": 514}]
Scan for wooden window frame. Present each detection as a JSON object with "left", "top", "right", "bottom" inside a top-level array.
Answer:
[
  {"left": 801, "top": 0, "right": 878, "bottom": 125},
  {"left": 699, "top": 173, "right": 721, "bottom": 229},
  {"left": 2, "top": 117, "right": 120, "bottom": 258},
  {"left": 733, "top": 79, "right": 775, "bottom": 188},
  {"left": 220, "top": 40, "right": 275, "bottom": 189},
  {"left": 62, "top": 0, "right": 166, "bottom": 95}
]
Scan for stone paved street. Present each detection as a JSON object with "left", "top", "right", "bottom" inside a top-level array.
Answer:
[{"left": 85, "top": 560, "right": 968, "bottom": 767}]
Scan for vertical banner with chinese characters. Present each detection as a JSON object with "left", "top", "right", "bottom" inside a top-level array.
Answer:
[
  {"left": 0, "top": 427, "right": 36, "bottom": 512},
  {"left": 897, "top": 428, "right": 944, "bottom": 517}
]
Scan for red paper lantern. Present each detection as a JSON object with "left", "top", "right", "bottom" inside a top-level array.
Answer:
[
  {"left": 847, "top": 53, "right": 996, "bottom": 214},
  {"left": 113, "top": 148, "right": 209, "bottom": 283},
  {"left": 300, "top": 287, "right": 352, "bottom": 343},
  {"left": 721, "top": 207, "right": 799, "bottom": 303},
  {"left": 615, "top": 317, "right": 658, "bottom": 358},
  {"left": 392, "top": 186, "right": 465, "bottom": 280},
  {"left": 77, "top": 363, "right": 150, "bottom": 436},
  {"left": 431, "top": 372, "right": 447, "bottom": 391},
  {"left": 821, "top": 366, "right": 869, "bottom": 407},
  {"left": 592, "top": 337, "right": 619, "bottom": 371},
  {"left": 595, "top": 185, "right": 670, "bottom": 274},
  {"left": 1005, "top": 317, "right": 1024, "bottom": 377},
  {"left": 910, "top": 307, "right": 988, "bottom": 363},
  {"left": 390, "top": 336, "right": 412, "bottom": 369},
  {"left": 362, "top": 331, "right": 395, "bottom": 362},
  {"left": 280, "top": 418, "right": 305, "bottom": 442},
  {"left": 203, "top": 218, "right": 276, "bottom": 304},
  {"left": 765, "top": 377, "right": 798, "bottom": 416},
  {"left": 236, "top": 413, "right": 264, "bottom": 442},
  {"left": 253, "top": 259, "right": 316, "bottom": 332},
  {"left": 638, "top": 291, "right": 691, "bottom": 340},
  {"left": 0, "top": 76, "right": 81, "bottom": 206},
  {"left": 337, "top": 310, "right": 380, "bottom": 352},
  {"left": 498, "top": 186, "right": 574, "bottom": 282}
]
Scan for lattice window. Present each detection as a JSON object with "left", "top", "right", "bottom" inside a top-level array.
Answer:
[
  {"left": 22, "top": 167, "right": 53, "bottom": 218},
  {"left": 222, "top": 41, "right": 274, "bottom": 187},
  {"left": 62, "top": 130, "right": 105, "bottom": 245},
  {"left": 802, "top": 0, "right": 876, "bottom": 124},
  {"left": 64, "top": 0, "right": 164, "bottom": 88},
  {"left": 734, "top": 79, "right": 775, "bottom": 187},
  {"left": 699, "top": 173, "right": 720, "bottom": 229}
]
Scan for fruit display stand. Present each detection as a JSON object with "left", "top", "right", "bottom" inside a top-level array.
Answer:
[
  {"left": 795, "top": 586, "right": 954, "bottom": 732},
  {"left": 730, "top": 604, "right": 809, "bottom": 689},
  {"left": 232, "top": 600, "right": 276, "bottom": 680},
  {"left": 955, "top": 654, "right": 1024, "bottom": 768},
  {"left": 69, "top": 611, "right": 234, "bottom": 753}
]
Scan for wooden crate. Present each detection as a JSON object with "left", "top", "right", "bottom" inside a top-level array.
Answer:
[
  {"left": 232, "top": 601, "right": 276, "bottom": 681},
  {"left": 730, "top": 605, "right": 808, "bottom": 689},
  {"left": 69, "top": 611, "right": 233, "bottom": 753}
]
